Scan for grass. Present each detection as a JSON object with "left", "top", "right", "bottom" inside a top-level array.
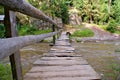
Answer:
[
  {"left": 115, "top": 30, "right": 120, "bottom": 34},
  {"left": 71, "top": 28, "right": 94, "bottom": 37},
  {"left": 33, "top": 29, "right": 52, "bottom": 35},
  {"left": 18, "top": 24, "right": 52, "bottom": 36},
  {"left": 115, "top": 49, "right": 120, "bottom": 52},
  {"left": 81, "top": 54, "right": 120, "bottom": 80},
  {"left": 108, "top": 63, "right": 120, "bottom": 79},
  {"left": 0, "top": 63, "right": 12, "bottom": 80},
  {"left": 0, "top": 24, "right": 5, "bottom": 38}
]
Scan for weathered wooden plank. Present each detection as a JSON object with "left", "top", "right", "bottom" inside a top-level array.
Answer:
[
  {"left": 58, "top": 36, "right": 69, "bottom": 39},
  {"left": 55, "top": 44, "right": 71, "bottom": 46},
  {"left": 33, "top": 59, "right": 88, "bottom": 66},
  {"left": 44, "top": 77, "right": 101, "bottom": 80},
  {"left": 0, "top": 31, "right": 59, "bottom": 60},
  {"left": 24, "top": 77, "right": 101, "bottom": 80},
  {"left": 24, "top": 70, "right": 99, "bottom": 78},
  {"left": 42, "top": 53, "right": 81, "bottom": 57},
  {"left": 0, "top": 0, "right": 60, "bottom": 28},
  {"left": 55, "top": 41, "right": 70, "bottom": 44},
  {"left": 49, "top": 50, "right": 74, "bottom": 53},
  {"left": 29, "top": 65, "right": 96, "bottom": 72},
  {"left": 57, "top": 38, "right": 69, "bottom": 41},
  {"left": 50, "top": 46, "right": 75, "bottom": 51},
  {"left": 41, "top": 57, "right": 83, "bottom": 60},
  {"left": 58, "top": 35, "right": 69, "bottom": 39}
]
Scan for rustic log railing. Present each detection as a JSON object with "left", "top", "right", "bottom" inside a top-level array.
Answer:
[
  {"left": 0, "top": 0, "right": 62, "bottom": 80},
  {"left": 0, "top": 31, "right": 60, "bottom": 60},
  {"left": 0, "top": 0, "right": 60, "bottom": 27}
]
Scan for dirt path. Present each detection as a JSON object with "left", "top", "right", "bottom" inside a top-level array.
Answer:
[{"left": 82, "top": 23, "right": 120, "bottom": 41}]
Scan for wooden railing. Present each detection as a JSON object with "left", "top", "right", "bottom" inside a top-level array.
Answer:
[{"left": 0, "top": 0, "right": 62, "bottom": 80}]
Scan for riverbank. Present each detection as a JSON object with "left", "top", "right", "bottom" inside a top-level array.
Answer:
[{"left": 70, "top": 23, "right": 120, "bottom": 42}]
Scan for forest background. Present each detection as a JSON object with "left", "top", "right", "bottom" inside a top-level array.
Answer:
[{"left": 0, "top": 0, "right": 120, "bottom": 37}]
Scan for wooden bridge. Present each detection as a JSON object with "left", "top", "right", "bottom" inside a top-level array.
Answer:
[
  {"left": 0, "top": 0, "right": 101, "bottom": 80},
  {"left": 24, "top": 31, "right": 101, "bottom": 80}
]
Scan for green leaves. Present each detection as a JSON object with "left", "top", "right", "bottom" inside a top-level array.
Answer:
[
  {"left": 106, "top": 20, "right": 118, "bottom": 33},
  {"left": 0, "top": 6, "right": 4, "bottom": 15},
  {"left": 0, "top": 24, "right": 5, "bottom": 38},
  {"left": 0, "top": 64, "right": 12, "bottom": 80}
]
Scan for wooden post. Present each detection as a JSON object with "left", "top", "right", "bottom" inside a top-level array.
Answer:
[
  {"left": 4, "top": 7, "right": 23, "bottom": 80},
  {"left": 52, "top": 25, "right": 56, "bottom": 44},
  {"left": 57, "top": 27, "right": 59, "bottom": 39}
]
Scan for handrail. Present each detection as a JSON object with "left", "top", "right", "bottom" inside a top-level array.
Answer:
[
  {"left": 0, "top": 31, "right": 61, "bottom": 61},
  {"left": 0, "top": 1, "right": 62, "bottom": 80},
  {"left": 0, "top": 0, "right": 61, "bottom": 28}
]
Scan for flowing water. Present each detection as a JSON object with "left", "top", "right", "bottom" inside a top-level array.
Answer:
[
  {"left": 20, "top": 42, "right": 52, "bottom": 74},
  {"left": 0, "top": 42, "right": 52, "bottom": 75},
  {"left": 1, "top": 40, "right": 120, "bottom": 80}
]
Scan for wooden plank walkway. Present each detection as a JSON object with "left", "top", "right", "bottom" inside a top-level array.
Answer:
[{"left": 24, "top": 32, "right": 101, "bottom": 80}]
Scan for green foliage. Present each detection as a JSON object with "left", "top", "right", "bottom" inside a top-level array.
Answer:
[
  {"left": 0, "top": 64, "right": 12, "bottom": 80},
  {"left": 20, "top": 0, "right": 120, "bottom": 27},
  {"left": 108, "top": 63, "right": 120, "bottom": 79},
  {"left": 59, "top": 2, "right": 69, "bottom": 24},
  {"left": 73, "top": 0, "right": 84, "bottom": 9},
  {"left": 18, "top": 24, "right": 37, "bottom": 36},
  {"left": 27, "top": 0, "right": 41, "bottom": 9},
  {"left": 0, "top": 24, "right": 5, "bottom": 38},
  {"left": 71, "top": 28, "right": 94, "bottom": 37},
  {"left": 106, "top": 20, "right": 118, "bottom": 33},
  {"left": 33, "top": 29, "right": 52, "bottom": 35},
  {"left": 111, "top": 0, "right": 120, "bottom": 23},
  {"left": 52, "top": 0, "right": 69, "bottom": 24},
  {"left": 0, "top": 6, "right": 4, "bottom": 15},
  {"left": 115, "top": 49, "right": 120, "bottom": 52},
  {"left": 18, "top": 24, "right": 52, "bottom": 36}
]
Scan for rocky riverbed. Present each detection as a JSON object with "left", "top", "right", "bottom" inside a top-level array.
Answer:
[{"left": 72, "top": 40, "right": 120, "bottom": 80}]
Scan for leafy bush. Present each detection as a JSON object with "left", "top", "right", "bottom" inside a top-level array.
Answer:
[
  {"left": 106, "top": 20, "right": 118, "bottom": 33},
  {"left": 18, "top": 24, "right": 52, "bottom": 36},
  {"left": 34, "top": 29, "right": 52, "bottom": 35},
  {"left": 0, "top": 24, "right": 5, "bottom": 38},
  {"left": 71, "top": 28, "right": 94, "bottom": 37},
  {"left": 18, "top": 24, "right": 37, "bottom": 36},
  {"left": 0, "top": 64, "right": 12, "bottom": 80},
  {"left": 53, "top": 0, "right": 69, "bottom": 24}
]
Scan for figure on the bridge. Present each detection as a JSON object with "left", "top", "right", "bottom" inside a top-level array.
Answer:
[{"left": 66, "top": 32, "right": 71, "bottom": 36}]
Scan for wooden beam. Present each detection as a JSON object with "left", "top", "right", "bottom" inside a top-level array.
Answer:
[
  {"left": 52, "top": 25, "right": 56, "bottom": 44},
  {"left": 0, "top": 0, "right": 61, "bottom": 28},
  {"left": 4, "top": 8, "right": 23, "bottom": 80},
  {"left": 0, "top": 31, "right": 59, "bottom": 61}
]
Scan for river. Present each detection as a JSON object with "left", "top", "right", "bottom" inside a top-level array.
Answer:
[
  {"left": 72, "top": 40, "right": 120, "bottom": 80},
  {"left": 1, "top": 40, "right": 120, "bottom": 80}
]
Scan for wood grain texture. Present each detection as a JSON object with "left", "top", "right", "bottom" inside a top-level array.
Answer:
[
  {"left": 0, "top": 31, "right": 59, "bottom": 60},
  {"left": 4, "top": 9, "right": 23, "bottom": 80}
]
